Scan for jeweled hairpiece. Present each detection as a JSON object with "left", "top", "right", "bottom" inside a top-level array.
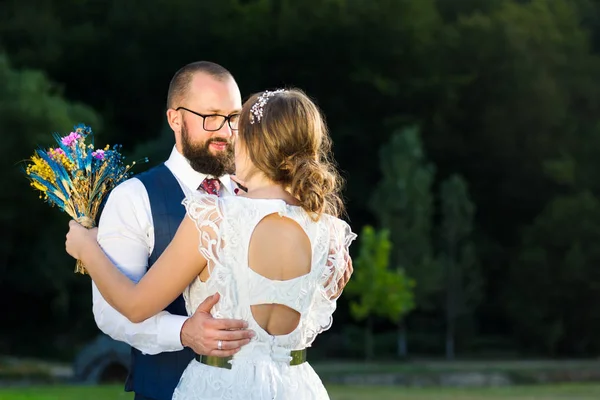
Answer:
[{"left": 249, "top": 89, "right": 285, "bottom": 124}]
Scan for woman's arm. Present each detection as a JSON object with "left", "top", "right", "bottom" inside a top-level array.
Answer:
[{"left": 67, "top": 216, "right": 207, "bottom": 323}]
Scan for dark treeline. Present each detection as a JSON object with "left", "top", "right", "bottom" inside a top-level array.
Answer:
[{"left": 3, "top": 0, "right": 600, "bottom": 360}]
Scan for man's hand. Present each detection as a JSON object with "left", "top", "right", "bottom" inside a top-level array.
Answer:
[
  {"left": 325, "top": 246, "right": 354, "bottom": 300},
  {"left": 180, "top": 293, "right": 254, "bottom": 357},
  {"left": 335, "top": 253, "right": 353, "bottom": 297}
]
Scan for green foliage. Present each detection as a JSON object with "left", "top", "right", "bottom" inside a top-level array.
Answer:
[
  {"left": 507, "top": 191, "right": 600, "bottom": 356},
  {"left": 345, "top": 226, "right": 415, "bottom": 358},
  {"left": 440, "top": 175, "right": 481, "bottom": 317},
  {"left": 3, "top": 0, "right": 600, "bottom": 358},
  {"left": 439, "top": 174, "right": 481, "bottom": 358},
  {"left": 441, "top": 175, "right": 475, "bottom": 248},
  {"left": 0, "top": 53, "right": 101, "bottom": 357},
  {"left": 426, "top": 0, "right": 600, "bottom": 250},
  {"left": 370, "top": 126, "right": 441, "bottom": 310},
  {"left": 345, "top": 226, "right": 415, "bottom": 323}
]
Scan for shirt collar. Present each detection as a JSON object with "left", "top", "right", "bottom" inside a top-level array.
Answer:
[{"left": 164, "top": 146, "right": 235, "bottom": 195}]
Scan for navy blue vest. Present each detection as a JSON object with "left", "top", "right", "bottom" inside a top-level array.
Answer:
[{"left": 124, "top": 163, "right": 194, "bottom": 400}]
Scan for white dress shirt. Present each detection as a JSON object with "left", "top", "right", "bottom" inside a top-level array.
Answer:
[{"left": 92, "top": 146, "right": 235, "bottom": 355}]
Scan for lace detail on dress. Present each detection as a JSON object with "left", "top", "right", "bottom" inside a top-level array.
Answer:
[
  {"left": 182, "top": 193, "right": 239, "bottom": 320},
  {"left": 302, "top": 216, "right": 357, "bottom": 347},
  {"left": 176, "top": 195, "right": 356, "bottom": 399},
  {"left": 182, "top": 193, "right": 223, "bottom": 270}
]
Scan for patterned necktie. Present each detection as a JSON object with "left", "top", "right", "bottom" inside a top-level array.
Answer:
[{"left": 199, "top": 178, "right": 221, "bottom": 196}]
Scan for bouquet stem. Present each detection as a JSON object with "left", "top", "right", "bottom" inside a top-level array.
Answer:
[{"left": 74, "top": 216, "right": 96, "bottom": 275}]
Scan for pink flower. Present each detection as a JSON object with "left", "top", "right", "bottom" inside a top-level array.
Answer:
[
  {"left": 47, "top": 147, "right": 65, "bottom": 156},
  {"left": 92, "top": 149, "right": 105, "bottom": 160},
  {"left": 47, "top": 147, "right": 66, "bottom": 160},
  {"left": 61, "top": 132, "right": 81, "bottom": 146}
]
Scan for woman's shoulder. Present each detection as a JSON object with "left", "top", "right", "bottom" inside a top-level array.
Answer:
[
  {"left": 316, "top": 214, "right": 358, "bottom": 247},
  {"left": 220, "top": 194, "right": 291, "bottom": 213},
  {"left": 202, "top": 195, "right": 356, "bottom": 239},
  {"left": 183, "top": 193, "right": 286, "bottom": 217}
]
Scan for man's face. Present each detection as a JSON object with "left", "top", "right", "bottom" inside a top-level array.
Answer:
[
  {"left": 180, "top": 118, "right": 235, "bottom": 177},
  {"left": 176, "top": 73, "right": 242, "bottom": 177}
]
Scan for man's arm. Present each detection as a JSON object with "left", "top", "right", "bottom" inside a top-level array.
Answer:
[{"left": 92, "top": 178, "right": 187, "bottom": 355}]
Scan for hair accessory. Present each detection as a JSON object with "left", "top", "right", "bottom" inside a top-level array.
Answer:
[{"left": 249, "top": 89, "right": 285, "bottom": 124}]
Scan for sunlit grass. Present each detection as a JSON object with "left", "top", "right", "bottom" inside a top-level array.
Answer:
[{"left": 1, "top": 383, "right": 600, "bottom": 400}]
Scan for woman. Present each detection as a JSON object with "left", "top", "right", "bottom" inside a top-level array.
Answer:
[{"left": 65, "top": 88, "right": 356, "bottom": 399}]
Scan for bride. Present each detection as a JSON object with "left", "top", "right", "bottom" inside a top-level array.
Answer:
[{"left": 65, "top": 88, "right": 356, "bottom": 399}]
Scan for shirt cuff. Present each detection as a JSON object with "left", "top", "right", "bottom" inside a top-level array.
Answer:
[{"left": 157, "top": 314, "right": 189, "bottom": 351}]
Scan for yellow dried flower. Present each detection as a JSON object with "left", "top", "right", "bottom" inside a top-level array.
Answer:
[
  {"left": 48, "top": 148, "right": 75, "bottom": 171},
  {"left": 26, "top": 155, "right": 55, "bottom": 184}
]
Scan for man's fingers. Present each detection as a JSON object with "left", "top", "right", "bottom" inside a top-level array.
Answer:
[
  {"left": 346, "top": 257, "right": 353, "bottom": 275},
  {"left": 209, "top": 328, "right": 254, "bottom": 342},
  {"left": 196, "top": 293, "right": 220, "bottom": 314},
  {"left": 215, "top": 338, "right": 252, "bottom": 351},
  {"left": 210, "top": 318, "right": 249, "bottom": 331}
]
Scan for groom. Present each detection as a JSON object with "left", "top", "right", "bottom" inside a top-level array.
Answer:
[
  {"left": 93, "top": 61, "right": 353, "bottom": 400},
  {"left": 92, "top": 61, "right": 254, "bottom": 400}
]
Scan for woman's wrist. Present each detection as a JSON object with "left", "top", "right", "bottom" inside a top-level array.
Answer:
[{"left": 80, "top": 240, "right": 100, "bottom": 268}]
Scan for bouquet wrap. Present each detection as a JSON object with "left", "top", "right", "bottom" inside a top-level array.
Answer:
[{"left": 75, "top": 215, "right": 96, "bottom": 274}]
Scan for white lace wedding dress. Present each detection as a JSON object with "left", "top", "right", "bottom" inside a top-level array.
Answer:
[{"left": 171, "top": 194, "right": 356, "bottom": 400}]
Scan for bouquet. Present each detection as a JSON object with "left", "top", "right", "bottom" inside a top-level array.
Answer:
[{"left": 24, "top": 123, "right": 148, "bottom": 274}]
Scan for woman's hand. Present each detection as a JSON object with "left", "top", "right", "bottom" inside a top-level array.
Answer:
[{"left": 65, "top": 220, "right": 99, "bottom": 261}]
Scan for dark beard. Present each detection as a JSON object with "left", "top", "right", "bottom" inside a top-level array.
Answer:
[{"left": 181, "top": 122, "right": 235, "bottom": 177}]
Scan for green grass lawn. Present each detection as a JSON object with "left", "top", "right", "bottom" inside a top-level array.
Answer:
[
  {"left": 312, "top": 359, "right": 600, "bottom": 374},
  {"left": 1, "top": 384, "right": 600, "bottom": 400}
]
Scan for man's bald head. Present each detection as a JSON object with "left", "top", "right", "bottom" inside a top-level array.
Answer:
[{"left": 167, "top": 61, "right": 234, "bottom": 109}]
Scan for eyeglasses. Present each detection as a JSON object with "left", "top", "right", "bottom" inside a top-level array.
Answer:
[{"left": 176, "top": 107, "right": 240, "bottom": 131}]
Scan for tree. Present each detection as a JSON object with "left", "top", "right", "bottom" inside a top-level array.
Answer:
[
  {"left": 344, "top": 226, "right": 415, "bottom": 360},
  {"left": 439, "top": 174, "right": 480, "bottom": 359},
  {"left": 507, "top": 192, "right": 600, "bottom": 356},
  {"left": 370, "top": 126, "right": 441, "bottom": 357},
  {"left": 5, "top": 0, "right": 600, "bottom": 358},
  {"left": 424, "top": 0, "right": 600, "bottom": 354},
  {"left": 0, "top": 53, "right": 101, "bottom": 357}
]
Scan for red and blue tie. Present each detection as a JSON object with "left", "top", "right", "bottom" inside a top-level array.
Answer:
[{"left": 199, "top": 178, "right": 220, "bottom": 196}]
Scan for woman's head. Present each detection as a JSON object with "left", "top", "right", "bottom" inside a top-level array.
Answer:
[{"left": 236, "top": 88, "right": 344, "bottom": 219}]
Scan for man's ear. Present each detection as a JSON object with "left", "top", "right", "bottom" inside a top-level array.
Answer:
[{"left": 166, "top": 108, "right": 181, "bottom": 134}]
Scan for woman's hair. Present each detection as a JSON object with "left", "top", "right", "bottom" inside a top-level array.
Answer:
[{"left": 238, "top": 88, "right": 345, "bottom": 220}]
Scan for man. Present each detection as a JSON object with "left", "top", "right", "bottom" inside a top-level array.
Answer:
[
  {"left": 93, "top": 61, "right": 353, "bottom": 400},
  {"left": 93, "top": 61, "right": 254, "bottom": 400}
]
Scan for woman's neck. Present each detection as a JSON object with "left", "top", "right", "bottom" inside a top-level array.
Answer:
[
  {"left": 244, "top": 174, "right": 277, "bottom": 193},
  {"left": 242, "top": 174, "right": 298, "bottom": 204}
]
